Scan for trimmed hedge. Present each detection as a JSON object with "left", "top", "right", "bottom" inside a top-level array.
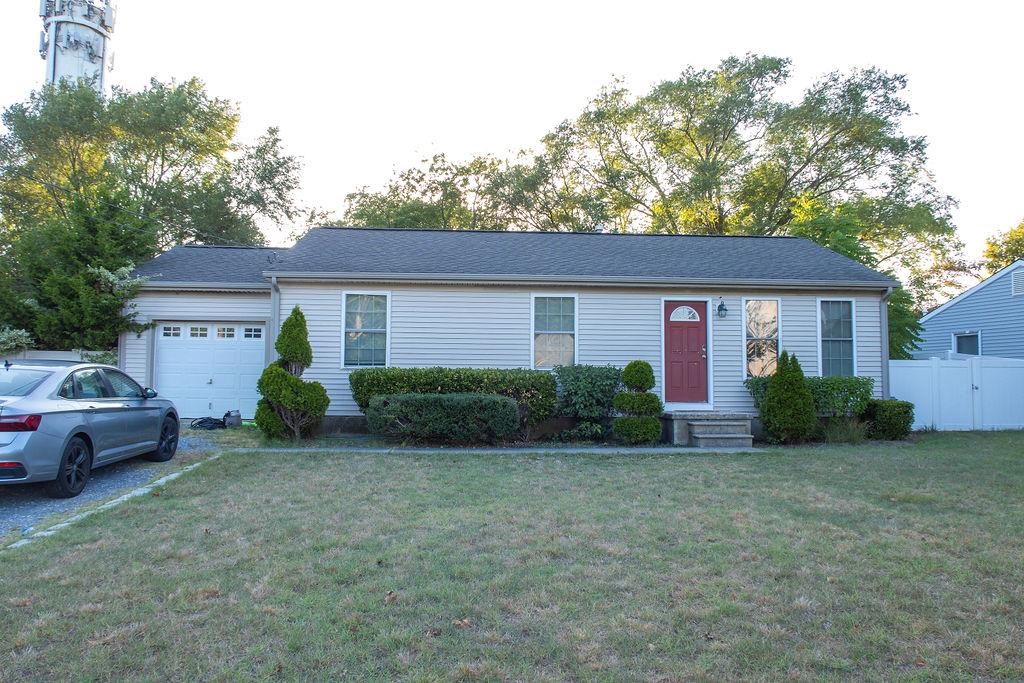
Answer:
[
  {"left": 864, "top": 399, "right": 914, "bottom": 440},
  {"left": 621, "top": 360, "right": 656, "bottom": 392},
  {"left": 612, "top": 416, "right": 663, "bottom": 445},
  {"left": 745, "top": 374, "right": 875, "bottom": 417},
  {"left": 366, "top": 393, "right": 518, "bottom": 444},
  {"left": 349, "top": 367, "right": 556, "bottom": 427},
  {"left": 553, "top": 364, "right": 621, "bottom": 421},
  {"left": 612, "top": 391, "right": 663, "bottom": 417}
]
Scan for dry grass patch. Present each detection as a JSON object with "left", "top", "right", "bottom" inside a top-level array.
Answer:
[{"left": 1, "top": 431, "right": 1022, "bottom": 680}]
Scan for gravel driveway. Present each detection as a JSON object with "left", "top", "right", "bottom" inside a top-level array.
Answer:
[{"left": 0, "top": 435, "right": 213, "bottom": 538}]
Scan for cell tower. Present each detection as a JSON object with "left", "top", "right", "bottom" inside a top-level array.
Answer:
[{"left": 38, "top": 0, "right": 116, "bottom": 94}]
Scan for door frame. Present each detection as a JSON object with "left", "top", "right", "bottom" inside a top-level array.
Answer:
[{"left": 661, "top": 296, "right": 714, "bottom": 411}]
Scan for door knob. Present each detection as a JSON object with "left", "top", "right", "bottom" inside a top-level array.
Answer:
[{"left": 207, "top": 378, "right": 213, "bottom": 385}]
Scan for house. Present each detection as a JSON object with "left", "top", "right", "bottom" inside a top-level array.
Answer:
[
  {"left": 916, "top": 260, "right": 1024, "bottom": 359},
  {"left": 121, "top": 227, "right": 898, "bottom": 427}
]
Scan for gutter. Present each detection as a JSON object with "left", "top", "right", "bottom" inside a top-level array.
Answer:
[
  {"left": 260, "top": 271, "right": 899, "bottom": 291},
  {"left": 138, "top": 281, "right": 271, "bottom": 292},
  {"left": 880, "top": 286, "right": 894, "bottom": 398}
]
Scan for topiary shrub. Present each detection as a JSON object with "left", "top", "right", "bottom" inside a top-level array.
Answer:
[
  {"left": 612, "top": 416, "right": 663, "bottom": 444},
  {"left": 612, "top": 391, "right": 663, "bottom": 417},
  {"left": 255, "top": 306, "right": 330, "bottom": 439},
  {"left": 863, "top": 399, "right": 914, "bottom": 440},
  {"left": 621, "top": 360, "right": 655, "bottom": 392},
  {"left": 348, "top": 367, "right": 556, "bottom": 429},
  {"left": 367, "top": 393, "right": 517, "bottom": 444},
  {"left": 612, "top": 360, "right": 662, "bottom": 445},
  {"left": 760, "top": 351, "right": 816, "bottom": 444},
  {"left": 553, "top": 364, "right": 621, "bottom": 422}
]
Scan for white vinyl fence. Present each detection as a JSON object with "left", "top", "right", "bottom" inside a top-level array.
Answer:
[{"left": 889, "top": 356, "right": 1024, "bottom": 431}]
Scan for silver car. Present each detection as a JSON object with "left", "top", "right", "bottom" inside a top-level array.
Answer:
[{"left": 0, "top": 360, "right": 179, "bottom": 498}]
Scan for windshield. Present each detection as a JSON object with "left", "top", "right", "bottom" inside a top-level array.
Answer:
[{"left": 0, "top": 368, "right": 52, "bottom": 396}]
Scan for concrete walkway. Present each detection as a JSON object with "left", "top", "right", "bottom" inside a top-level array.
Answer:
[{"left": 225, "top": 445, "right": 764, "bottom": 455}]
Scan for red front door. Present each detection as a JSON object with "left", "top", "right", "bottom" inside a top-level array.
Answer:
[{"left": 664, "top": 300, "right": 708, "bottom": 403}]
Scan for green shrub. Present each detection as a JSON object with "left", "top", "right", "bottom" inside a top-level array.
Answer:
[
  {"left": 553, "top": 364, "right": 621, "bottom": 421},
  {"left": 760, "top": 351, "right": 817, "bottom": 444},
  {"left": 863, "top": 399, "right": 914, "bottom": 440},
  {"left": 620, "top": 360, "right": 655, "bottom": 392},
  {"left": 612, "top": 391, "right": 663, "bottom": 417},
  {"left": 348, "top": 367, "right": 556, "bottom": 427},
  {"left": 254, "top": 398, "right": 286, "bottom": 439},
  {"left": 366, "top": 393, "right": 517, "bottom": 444},
  {"left": 256, "top": 306, "right": 329, "bottom": 439},
  {"left": 276, "top": 305, "right": 313, "bottom": 372},
  {"left": 558, "top": 420, "right": 606, "bottom": 442},
  {"left": 612, "top": 416, "right": 663, "bottom": 445},
  {"left": 745, "top": 374, "right": 874, "bottom": 417}
]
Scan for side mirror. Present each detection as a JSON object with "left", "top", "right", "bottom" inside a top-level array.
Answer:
[{"left": 143, "top": 388, "right": 158, "bottom": 399}]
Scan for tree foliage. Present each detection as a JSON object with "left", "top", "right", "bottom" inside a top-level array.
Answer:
[
  {"left": 0, "top": 79, "right": 303, "bottom": 349},
  {"left": 983, "top": 219, "right": 1024, "bottom": 274}
]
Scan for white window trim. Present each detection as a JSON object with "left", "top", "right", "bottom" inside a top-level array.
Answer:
[
  {"left": 530, "top": 292, "right": 579, "bottom": 370},
  {"left": 740, "top": 297, "right": 782, "bottom": 380},
  {"left": 951, "top": 330, "right": 982, "bottom": 356},
  {"left": 816, "top": 297, "right": 858, "bottom": 377},
  {"left": 341, "top": 290, "right": 392, "bottom": 369},
  {"left": 660, "top": 296, "right": 714, "bottom": 411}
]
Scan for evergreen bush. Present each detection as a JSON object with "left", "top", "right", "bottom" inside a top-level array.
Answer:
[
  {"left": 367, "top": 393, "right": 517, "bottom": 444},
  {"left": 553, "top": 364, "right": 621, "bottom": 422},
  {"left": 255, "top": 306, "right": 329, "bottom": 439},
  {"left": 863, "top": 399, "right": 914, "bottom": 440},
  {"left": 611, "top": 360, "right": 662, "bottom": 445},
  {"left": 760, "top": 351, "right": 817, "bottom": 443}
]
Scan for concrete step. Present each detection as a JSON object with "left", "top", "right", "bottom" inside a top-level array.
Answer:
[
  {"left": 691, "top": 433, "right": 754, "bottom": 449},
  {"left": 686, "top": 419, "right": 751, "bottom": 435}
]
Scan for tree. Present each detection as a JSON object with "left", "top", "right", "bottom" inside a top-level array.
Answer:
[
  {"left": 0, "top": 79, "right": 303, "bottom": 349},
  {"left": 983, "top": 219, "right": 1024, "bottom": 273}
]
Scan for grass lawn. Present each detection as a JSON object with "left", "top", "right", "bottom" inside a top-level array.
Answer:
[{"left": 1, "top": 432, "right": 1022, "bottom": 681}]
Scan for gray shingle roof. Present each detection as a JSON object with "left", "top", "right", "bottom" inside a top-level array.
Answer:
[
  {"left": 136, "top": 228, "right": 897, "bottom": 289},
  {"left": 268, "top": 227, "right": 896, "bottom": 288},
  {"left": 133, "top": 245, "right": 283, "bottom": 288}
]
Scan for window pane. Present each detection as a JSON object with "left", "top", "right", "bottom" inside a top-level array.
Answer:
[
  {"left": 104, "top": 370, "right": 143, "bottom": 398},
  {"left": 955, "top": 334, "right": 979, "bottom": 355},
  {"left": 74, "top": 369, "right": 109, "bottom": 399},
  {"left": 745, "top": 300, "right": 778, "bottom": 339},
  {"left": 534, "top": 297, "right": 575, "bottom": 333},
  {"left": 344, "top": 295, "right": 387, "bottom": 366},
  {"left": 821, "top": 301, "right": 853, "bottom": 340},
  {"left": 534, "top": 332, "right": 574, "bottom": 369},
  {"left": 746, "top": 339, "right": 778, "bottom": 377},
  {"left": 821, "top": 340, "right": 854, "bottom": 377}
]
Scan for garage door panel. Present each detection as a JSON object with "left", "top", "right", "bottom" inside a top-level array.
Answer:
[{"left": 155, "top": 321, "right": 265, "bottom": 419}]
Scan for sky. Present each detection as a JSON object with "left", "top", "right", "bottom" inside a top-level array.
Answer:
[{"left": 2, "top": 0, "right": 1022, "bottom": 272}]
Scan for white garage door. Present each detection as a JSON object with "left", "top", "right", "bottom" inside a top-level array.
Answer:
[{"left": 154, "top": 322, "right": 266, "bottom": 419}]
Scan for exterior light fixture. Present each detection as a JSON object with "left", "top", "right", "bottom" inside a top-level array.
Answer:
[{"left": 717, "top": 298, "right": 728, "bottom": 318}]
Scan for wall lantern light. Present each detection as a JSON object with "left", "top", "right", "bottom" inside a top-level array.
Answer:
[{"left": 717, "top": 297, "right": 728, "bottom": 319}]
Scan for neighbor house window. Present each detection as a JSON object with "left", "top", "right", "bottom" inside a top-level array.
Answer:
[
  {"left": 344, "top": 293, "right": 387, "bottom": 367},
  {"left": 954, "top": 332, "right": 980, "bottom": 355},
  {"left": 745, "top": 299, "right": 779, "bottom": 377},
  {"left": 533, "top": 295, "right": 575, "bottom": 368},
  {"left": 820, "top": 300, "right": 854, "bottom": 376}
]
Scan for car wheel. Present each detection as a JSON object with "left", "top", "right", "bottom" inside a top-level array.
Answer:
[
  {"left": 46, "top": 437, "right": 92, "bottom": 498},
  {"left": 143, "top": 416, "right": 179, "bottom": 462}
]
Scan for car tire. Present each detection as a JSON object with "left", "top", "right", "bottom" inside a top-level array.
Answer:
[
  {"left": 143, "top": 416, "right": 179, "bottom": 462},
  {"left": 46, "top": 437, "right": 92, "bottom": 498}
]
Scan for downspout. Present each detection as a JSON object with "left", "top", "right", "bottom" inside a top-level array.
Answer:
[
  {"left": 880, "top": 286, "right": 893, "bottom": 398},
  {"left": 268, "top": 276, "right": 281, "bottom": 364}
]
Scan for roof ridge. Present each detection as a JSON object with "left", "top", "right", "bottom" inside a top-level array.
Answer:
[{"left": 310, "top": 226, "right": 802, "bottom": 240}]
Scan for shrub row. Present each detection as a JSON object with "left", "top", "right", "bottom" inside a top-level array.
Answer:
[
  {"left": 349, "top": 367, "right": 556, "bottom": 427},
  {"left": 863, "top": 399, "right": 914, "bottom": 440},
  {"left": 366, "top": 393, "right": 518, "bottom": 444},
  {"left": 553, "top": 364, "right": 621, "bottom": 421},
  {"left": 745, "top": 374, "right": 875, "bottom": 417}
]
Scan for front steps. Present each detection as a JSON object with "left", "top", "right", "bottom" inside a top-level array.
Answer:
[{"left": 663, "top": 412, "right": 755, "bottom": 448}]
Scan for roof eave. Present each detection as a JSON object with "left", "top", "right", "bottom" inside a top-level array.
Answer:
[
  {"left": 138, "top": 280, "right": 271, "bottom": 292},
  {"left": 262, "top": 271, "right": 898, "bottom": 290}
]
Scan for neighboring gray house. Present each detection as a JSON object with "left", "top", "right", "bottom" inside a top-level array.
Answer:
[
  {"left": 916, "top": 260, "right": 1024, "bottom": 359},
  {"left": 121, "top": 227, "right": 897, "bottom": 420}
]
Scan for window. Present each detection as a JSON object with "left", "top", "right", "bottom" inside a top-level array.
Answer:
[
  {"left": 744, "top": 299, "right": 779, "bottom": 377},
  {"left": 344, "top": 293, "right": 387, "bottom": 367},
  {"left": 533, "top": 296, "right": 576, "bottom": 369},
  {"left": 954, "top": 332, "right": 980, "bottom": 355},
  {"left": 820, "top": 300, "right": 854, "bottom": 376},
  {"left": 189, "top": 326, "right": 208, "bottom": 338},
  {"left": 216, "top": 327, "right": 236, "bottom": 339},
  {"left": 670, "top": 306, "right": 700, "bottom": 322},
  {"left": 162, "top": 326, "right": 181, "bottom": 337},
  {"left": 103, "top": 370, "right": 143, "bottom": 398},
  {"left": 244, "top": 327, "right": 263, "bottom": 339},
  {"left": 73, "top": 369, "right": 109, "bottom": 399}
]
